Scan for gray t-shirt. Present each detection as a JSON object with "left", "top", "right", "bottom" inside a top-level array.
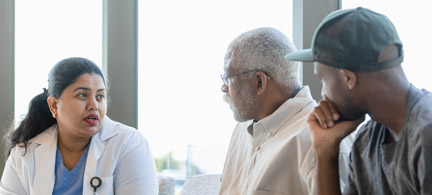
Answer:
[{"left": 344, "top": 85, "right": 432, "bottom": 195}]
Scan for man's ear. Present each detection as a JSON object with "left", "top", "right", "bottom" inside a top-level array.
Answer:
[
  {"left": 340, "top": 69, "right": 357, "bottom": 90},
  {"left": 47, "top": 96, "right": 58, "bottom": 116},
  {"left": 255, "top": 72, "right": 269, "bottom": 95}
]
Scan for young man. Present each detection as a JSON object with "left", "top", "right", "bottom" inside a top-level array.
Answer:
[{"left": 285, "top": 7, "right": 432, "bottom": 195}]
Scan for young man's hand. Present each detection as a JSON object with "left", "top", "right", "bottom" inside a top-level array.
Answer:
[
  {"left": 307, "top": 97, "right": 364, "bottom": 195},
  {"left": 308, "top": 97, "right": 364, "bottom": 157}
]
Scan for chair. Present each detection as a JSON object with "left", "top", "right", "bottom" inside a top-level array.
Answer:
[
  {"left": 180, "top": 174, "right": 222, "bottom": 195},
  {"left": 158, "top": 175, "right": 175, "bottom": 195}
]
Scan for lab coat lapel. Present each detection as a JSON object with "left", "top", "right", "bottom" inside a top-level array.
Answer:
[
  {"left": 83, "top": 125, "right": 107, "bottom": 195},
  {"left": 32, "top": 126, "right": 58, "bottom": 194},
  {"left": 83, "top": 118, "right": 118, "bottom": 195}
]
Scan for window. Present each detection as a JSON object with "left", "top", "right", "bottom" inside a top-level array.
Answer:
[
  {"left": 138, "top": 0, "right": 293, "bottom": 189},
  {"left": 342, "top": 0, "right": 432, "bottom": 91},
  {"left": 14, "top": 0, "right": 102, "bottom": 124}
]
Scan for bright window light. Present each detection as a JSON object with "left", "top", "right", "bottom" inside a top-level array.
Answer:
[
  {"left": 14, "top": 0, "right": 102, "bottom": 125},
  {"left": 138, "top": 0, "right": 293, "bottom": 188}
]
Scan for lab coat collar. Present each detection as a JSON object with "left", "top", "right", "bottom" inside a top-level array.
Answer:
[
  {"left": 29, "top": 116, "right": 119, "bottom": 194},
  {"left": 86, "top": 116, "right": 119, "bottom": 165},
  {"left": 29, "top": 124, "right": 57, "bottom": 145},
  {"left": 83, "top": 117, "right": 118, "bottom": 195},
  {"left": 31, "top": 125, "right": 57, "bottom": 194},
  {"left": 97, "top": 117, "right": 119, "bottom": 141}
]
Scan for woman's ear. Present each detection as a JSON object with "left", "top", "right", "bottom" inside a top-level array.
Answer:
[
  {"left": 340, "top": 69, "right": 357, "bottom": 90},
  {"left": 47, "top": 96, "right": 58, "bottom": 118},
  {"left": 255, "top": 72, "right": 269, "bottom": 95}
]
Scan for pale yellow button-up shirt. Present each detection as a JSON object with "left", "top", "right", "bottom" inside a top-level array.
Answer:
[{"left": 220, "top": 86, "right": 352, "bottom": 195}]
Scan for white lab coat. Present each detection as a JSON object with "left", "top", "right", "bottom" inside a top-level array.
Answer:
[{"left": 0, "top": 117, "right": 158, "bottom": 195}]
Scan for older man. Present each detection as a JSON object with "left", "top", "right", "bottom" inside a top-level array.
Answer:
[
  {"left": 285, "top": 7, "right": 432, "bottom": 195},
  {"left": 219, "top": 27, "right": 352, "bottom": 195}
]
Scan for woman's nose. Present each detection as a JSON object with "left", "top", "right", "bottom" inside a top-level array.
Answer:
[{"left": 87, "top": 97, "right": 98, "bottom": 111}]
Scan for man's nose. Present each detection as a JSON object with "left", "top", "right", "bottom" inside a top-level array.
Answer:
[{"left": 221, "top": 84, "right": 228, "bottom": 93}]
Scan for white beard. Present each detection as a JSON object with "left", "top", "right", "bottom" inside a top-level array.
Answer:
[{"left": 223, "top": 85, "right": 258, "bottom": 122}]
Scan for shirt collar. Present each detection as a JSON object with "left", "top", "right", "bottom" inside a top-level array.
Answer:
[{"left": 247, "top": 86, "right": 314, "bottom": 146}]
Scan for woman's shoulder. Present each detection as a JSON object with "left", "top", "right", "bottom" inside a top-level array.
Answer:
[
  {"left": 101, "top": 117, "right": 147, "bottom": 143},
  {"left": 27, "top": 125, "right": 58, "bottom": 144},
  {"left": 10, "top": 125, "right": 58, "bottom": 156}
]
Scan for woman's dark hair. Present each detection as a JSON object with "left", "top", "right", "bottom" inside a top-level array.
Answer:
[{"left": 6, "top": 57, "right": 106, "bottom": 157}]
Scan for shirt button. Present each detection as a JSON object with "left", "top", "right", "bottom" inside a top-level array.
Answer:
[
  {"left": 255, "top": 146, "right": 260, "bottom": 151},
  {"left": 266, "top": 132, "right": 272, "bottom": 137}
]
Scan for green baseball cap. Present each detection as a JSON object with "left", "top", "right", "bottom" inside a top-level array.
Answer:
[{"left": 284, "top": 7, "right": 404, "bottom": 71}]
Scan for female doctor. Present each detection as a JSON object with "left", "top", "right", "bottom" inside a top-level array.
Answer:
[{"left": 0, "top": 57, "right": 158, "bottom": 194}]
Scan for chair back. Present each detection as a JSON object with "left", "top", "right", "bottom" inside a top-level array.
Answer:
[
  {"left": 158, "top": 175, "right": 175, "bottom": 195},
  {"left": 180, "top": 174, "right": 222, "bottom": 195}
]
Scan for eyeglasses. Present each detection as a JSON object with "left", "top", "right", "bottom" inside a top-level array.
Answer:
[{"left": 220, "top": 69, "right": 270, "bottom": 86}]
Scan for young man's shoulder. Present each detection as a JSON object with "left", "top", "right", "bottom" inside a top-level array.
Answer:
[
  {"left": 406, "top": 88, "right": 432, "bottom": 137},
  {"left": 352, "top": 120, "right": 380, "bottom": 145}
]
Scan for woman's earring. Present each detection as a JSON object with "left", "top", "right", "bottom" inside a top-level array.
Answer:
[{"left": 52, "top": 112, "right": 57, "bottom": 118}]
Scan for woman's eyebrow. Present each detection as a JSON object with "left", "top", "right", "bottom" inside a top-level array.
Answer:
[
  {"left": 73, "top": 87, "right": 90, "bottom": 92},
  {"left": 72, "top": 87, "right": 105, "bottom": 92}
]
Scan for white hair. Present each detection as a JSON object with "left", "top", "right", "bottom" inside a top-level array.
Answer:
[{"left": 225, "top": 27, "right": 300, "bottom": 92}]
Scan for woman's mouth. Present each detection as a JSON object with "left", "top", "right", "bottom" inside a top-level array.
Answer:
[{"left": 84, "top": 114, "right": 99, "bottom": 125}]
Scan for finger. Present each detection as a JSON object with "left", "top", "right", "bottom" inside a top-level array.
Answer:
[
  {"left": 323, "top": 96, "right": 340, "bottom": 121},
  {"left": 307, "top": 119, "right": 322, "bottom": 143},
  {"left": 318, "top": 101, "right": 335, "bottom": 128},
  {"left": 310, "top": 106, "right": 328, "bottom": 129},
  {"left": 307, "top": 118, "right": 323, "bottom": 136}
]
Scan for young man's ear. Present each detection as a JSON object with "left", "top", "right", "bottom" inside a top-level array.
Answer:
[
  {"left": 340, "top": 69, "right": 357, "bottom": 90},
  {"left": 255, "top": 72, "right": 269, "bottom": 95}
]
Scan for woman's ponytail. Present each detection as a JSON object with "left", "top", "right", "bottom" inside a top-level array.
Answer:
[{"left": 6, "top": 88, "right": 57, "bottom": 157}]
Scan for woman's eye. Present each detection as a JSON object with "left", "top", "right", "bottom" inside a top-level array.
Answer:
[
  {"left": 97, "top": 94, "right": 105, "bottom": 99},
  {"left": 77, "top": 93, "right": 87, "bottom": 98}
]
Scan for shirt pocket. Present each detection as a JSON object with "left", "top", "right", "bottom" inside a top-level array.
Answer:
[{"left": 95, "top": 176, "right": 114, "bottom": 195}]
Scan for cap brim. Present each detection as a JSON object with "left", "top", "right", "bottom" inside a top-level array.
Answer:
[{"left": 284, "top": 49, "right": 314, "bottom": 62}]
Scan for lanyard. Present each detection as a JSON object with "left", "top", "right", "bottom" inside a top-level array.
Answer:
[{"left": 91, "top": 177, "right": 102, "bottom": 195}]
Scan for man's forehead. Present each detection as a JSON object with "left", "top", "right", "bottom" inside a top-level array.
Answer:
[
  {"left": 224, "top": 61, "right": 240, "bottom": 74},
  {"left": 315, "top": 62, "right": 332, "bottom": 76},
  {"left": 223, "top": 57, "right": 231, "bottom": 71},
  {"left": 224, "top": 53, "right": 237, "bottom": 72},
  {"left": 315, "top": 62, "right": 344, "bottom": 79},
  {"left": 224, "top": 45, "right": 243, "bottom": 73},
  {"left": 314, "top": 62, "right": 321, "bottom": 76}
]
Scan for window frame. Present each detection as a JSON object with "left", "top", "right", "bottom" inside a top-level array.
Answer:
[{"left": 0, "top": 0, "right": 340, "bottom": 176}]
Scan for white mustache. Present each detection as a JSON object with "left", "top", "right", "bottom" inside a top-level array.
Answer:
[
  {"left": 223, "top": 94, "right": 235, "bottom": 112},
  {"left": 223, "top": 94, "right": 229, "bottom": 103}
]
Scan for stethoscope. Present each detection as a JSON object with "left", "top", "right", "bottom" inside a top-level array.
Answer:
[{"left": 90, "top": 177, "right": 102, "bottom": 195}]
